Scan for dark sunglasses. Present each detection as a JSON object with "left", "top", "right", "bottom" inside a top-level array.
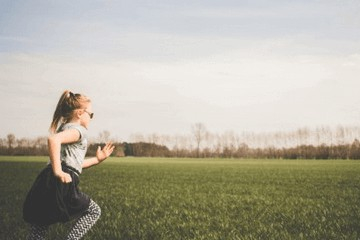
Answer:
[{"left": 84, "top": 110, "right": 94, "bottom": 119}]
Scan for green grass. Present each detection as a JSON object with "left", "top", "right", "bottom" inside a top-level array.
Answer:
[{"left": 1, "top": 156, "right": 360, "bottom": 239}]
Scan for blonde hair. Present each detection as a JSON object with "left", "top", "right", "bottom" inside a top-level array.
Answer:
[{"left": 49, "top": 90, "right": 91, "bottom": 133}]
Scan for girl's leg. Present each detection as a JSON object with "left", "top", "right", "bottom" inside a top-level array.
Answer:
[
  {"left": 65, "top": 199, "right": 101, "bottom": 240},
  {"left": 26, "top": 224, "right": 48, "bottom": 240}
]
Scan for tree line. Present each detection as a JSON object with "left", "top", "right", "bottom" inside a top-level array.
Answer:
[{"left": 2, "top": 124, "right": 360, "bottom": 159}]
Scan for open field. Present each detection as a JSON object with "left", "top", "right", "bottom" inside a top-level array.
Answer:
[{"left": 1, "top": 156, "right": 360, "bottom": 239}]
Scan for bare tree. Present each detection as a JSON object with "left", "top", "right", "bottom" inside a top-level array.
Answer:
[
  {"left": 7, "top": 134, "right": 16, "bottom": 149},
  {"left": 191, "top": 123, "right": 208, "bottom": 158},
  {"left": 335, "top": 125, "right": 345, "bottom": 145},
  {"left": 98, "top": 130, "right": 111, "bottom": 143},
  {"left": 17, "top": 138, "right": 31, "bottom": 148},
  {"left": 0, "top": 137, "right": 6, "bottom": 147},
  {"left": 148, "top": 133, "right": 160, "bottom": 144},
  {"left": 129, "top": 133, "right": 145, "bottom": 156}
]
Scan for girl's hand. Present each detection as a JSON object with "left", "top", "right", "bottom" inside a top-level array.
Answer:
[
  {"left": 96, "top": 142, "right": 115, "bottom": 163},
  {"left": 55, "top": 171, "right": 72, "bottom": 183}
]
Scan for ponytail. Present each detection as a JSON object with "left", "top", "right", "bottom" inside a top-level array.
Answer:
[{"left": 49, "top": 90, "right": 91, "bottom": 133}]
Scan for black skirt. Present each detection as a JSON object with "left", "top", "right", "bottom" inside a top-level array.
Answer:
[{"left": 23, "top": 163, "right": 90, "bottom": 225}]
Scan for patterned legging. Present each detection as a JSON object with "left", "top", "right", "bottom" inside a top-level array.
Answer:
[{"left": 26, "top": 199, "right": 101, "bottom": 240}]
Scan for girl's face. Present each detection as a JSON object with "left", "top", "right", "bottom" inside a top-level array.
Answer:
[{"left": 79, "top": 102, "right": 93, "bottom": 129}]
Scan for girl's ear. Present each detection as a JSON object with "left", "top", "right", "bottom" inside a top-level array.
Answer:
[{"left": 74, "top": 109, "right": 83, "bottom": 119}]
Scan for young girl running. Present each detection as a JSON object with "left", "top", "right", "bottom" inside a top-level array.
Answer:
[{"left": 23, "top": 90, "right": 114, "bottom": 240}]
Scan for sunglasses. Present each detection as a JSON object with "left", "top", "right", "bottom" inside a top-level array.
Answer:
[{"left": 84, "top": 109, "right": 94, "bottom": 119}]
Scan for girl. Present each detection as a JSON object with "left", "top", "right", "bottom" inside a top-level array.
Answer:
[{"left": 23, "top": 90, "right": 114, "bottom": 240}]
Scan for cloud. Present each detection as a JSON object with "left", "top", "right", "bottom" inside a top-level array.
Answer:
[
  {"left": 1, "top": 31, "right": 359, "bottom": 139},
  {"left": 1, "top": 0, "right": 360, "bottom": 139}
]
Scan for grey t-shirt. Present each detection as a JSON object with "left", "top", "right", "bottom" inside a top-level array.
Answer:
[{"left": 57, "top": 123, "right": 88, "bottom": 174}]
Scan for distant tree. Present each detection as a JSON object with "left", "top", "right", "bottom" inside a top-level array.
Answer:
[
  {"left": 349, "top": 139, "right": 360, "bottom": 159},
  {"left": 98, "top": 130, "right": 111, "bottom": 143},
  {"left": 17, "top": 138, "right": 30, "bottom": 148},
  {"left": 296, "top": 127, "right": 310, "bottom": 146},
  {"left": 332, "top": 144, "right": 349, "bottom": 159},
  {"left": 124, "top": 142, "right": 170, "bottom": 157},
  {"left": 7, "top": 134, "right": 16, "bottom": 149},
  {"left": 147, "top": 133, "right": 160, "bottom": 156},
  {"left": 130, "top": 133, "right": 145, "bottom": 156},
  {"left": 0, "top": 137, "right": 4, "bottom": 146},
  {"left": 335, "top": 125, "right": 346, "bottom": 145},
  {"left": 192, "top": 123, "right": 208, "bottom": 158},
  {"left": 35, "top": 137, "right": 47, "bottom": 148},
  {"left": 316, "top": 144, "right": 330, "bottom": 159},
  {"left": 236, "top": 143, "right": 249, "bottom": 158}
]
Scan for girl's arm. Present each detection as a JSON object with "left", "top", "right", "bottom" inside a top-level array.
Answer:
[
  {"left": 48, "top": 129, "right": 81, "bottom": 183},
  {"left": 82, "top": 142, "right": 115, "bottom": 169}
]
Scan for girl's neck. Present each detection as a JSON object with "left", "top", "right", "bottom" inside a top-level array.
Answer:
[
  {"left": 66, "top": 119, "right": 87, "bottom": 129},
  {"left": 66, "top": 119, "right": 81, "bottom": 125}
]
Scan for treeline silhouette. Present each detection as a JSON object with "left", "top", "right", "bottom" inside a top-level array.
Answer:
[{"left": 2, "top": 133, "right": 360, "bottom": 159}]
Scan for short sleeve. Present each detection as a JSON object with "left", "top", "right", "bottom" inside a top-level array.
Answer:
[
  {"left": 60, "top": 123, "right": 87, "bottom": 141},
  {"left": 70, "top": 125, "right": 87, "bottom": 141},
  {"left": 58, "top": 123, "right": 88, "bottom": 173}
]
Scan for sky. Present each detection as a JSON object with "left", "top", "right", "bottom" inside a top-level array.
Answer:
[{"left": 1, "top": 0, "right": 360, "bottom": 141}]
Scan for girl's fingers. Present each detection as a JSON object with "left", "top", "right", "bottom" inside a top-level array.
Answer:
[
  {"left": 105, "top": 145, "right": 114, "bottom": 157},
  {"left": 102, "top": 143, "right": 109, "bottom": 150},
  {"left": 104, "top": 142, "right": 114, "bottom": 152},
  {"left": 60, "top": 173, "right": 72, "bottom": 183},
  {"left": 97, "top": 142, "right": 115, "bottom": 159}
]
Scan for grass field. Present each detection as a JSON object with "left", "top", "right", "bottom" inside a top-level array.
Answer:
[{"left": 1, "top": 156, "right": 360, "bottom": 239}]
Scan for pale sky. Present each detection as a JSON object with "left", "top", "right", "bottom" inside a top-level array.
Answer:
[{"left": 1, "top": 0, "right": 360, "bottom": 141}]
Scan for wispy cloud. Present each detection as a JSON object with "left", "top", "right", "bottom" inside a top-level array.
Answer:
[{"left": 1, "top": 0, "right": 360, "bottom": 139}]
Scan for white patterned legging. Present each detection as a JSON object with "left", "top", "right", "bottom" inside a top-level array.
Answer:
[{"left": 26, "top": 199, "right": 101, "bottom": 240}]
